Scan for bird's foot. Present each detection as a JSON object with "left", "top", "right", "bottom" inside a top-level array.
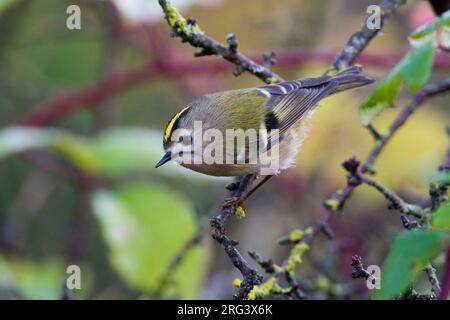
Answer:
[{"left": 221, "top": 196, "right": 245, "bottom": 210}]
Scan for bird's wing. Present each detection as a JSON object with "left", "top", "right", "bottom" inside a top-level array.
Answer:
[{"left": 258, "top": 77, "right": 337, "bottom": 135}]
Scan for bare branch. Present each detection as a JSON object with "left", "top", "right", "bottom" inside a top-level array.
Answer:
[
  {"left": 153, "top": 232, "right": 204, "bottom": 297},
  {"left": 351, "top": 255, "right": 378, "bottom": 285},
  {"left": 329, "top": 0, "right": 407, "bottom": 71},
  {"left": 426, "top": 263, "right": 441, "bottom": 298},
  {"left": 158, "top": 0, "right": 284, "bottom": 84}
]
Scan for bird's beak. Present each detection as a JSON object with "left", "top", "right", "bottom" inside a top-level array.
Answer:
[{"left": 155, "top": 152, "right": 172, "bottom": 168}]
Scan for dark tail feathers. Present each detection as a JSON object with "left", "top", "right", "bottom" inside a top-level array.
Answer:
[{"left": 331, "top": 66, "right": 375, "bottom": 94}]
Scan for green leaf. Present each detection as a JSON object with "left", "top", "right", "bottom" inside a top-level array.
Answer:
[
  {"left": 0, "top": 0, "right": 15, "bottom": 13},
  {"left": 432, "top": 202, "right": 450, "bottom": 230},
  {"left": 89, "top": 128, "right": 167, "bottom": 177},
  {"left": 373, "top": 230, "right": 445, "bottom": 300},
  {"left": 432, "top": 170, "right": 450, "bottom": 187},
  {"left": 0, "top": 127, "right": 53, "bottom": 157},
  {"left": 360, "top": 38, "right": 434, "bottom": 125},
  {"left": 0, "top": 126, "right": 212, "bottom": 180},
  {"left": 91, "top": 183, "right": 208, "bottom": 298},
  {"left": 0, "top": 256, "right": 64, "bottom": 299},
  {"left": 360, "top": 72, "right": 402, "bottom": 125},
  {"left": 411, "top": 10, "right": 450, "bottom": 39},
  {"left": 401, "top": 39, "right": 434, "bottom": 92}
]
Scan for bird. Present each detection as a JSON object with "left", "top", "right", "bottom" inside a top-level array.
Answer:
[{"left": 156, "top": 66, "right": 374, "bottom": 177}]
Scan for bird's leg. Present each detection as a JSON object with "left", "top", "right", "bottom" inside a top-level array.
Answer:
[
  {"left": 242, "top": 175, "right": 273, "bottom": 201},
  {"left": 221, "top": 174, "right": 255, "bottom": 209},
  {"left": 221, "top": 196, "right": 244, "bottom": 210},
  {"left": 221, "top": 174, "right": 273, "bottom": 210}
]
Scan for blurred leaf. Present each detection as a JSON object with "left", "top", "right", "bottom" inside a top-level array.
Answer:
[
  {"left": 112, "top": 0, "right": 221, "bottom": 23},
  {"left": 0, "top": 0, "right": 111, "bottom": 126},
  {"left": 91, "top": 182, "right": 208, "bottom": 298},
  {"left": 432, "top": 201, "right": 450, "bottom": 230},
  {"left": 0, "top": 0, "right": 15, "bottom": 13},
  {"left": 373, "top": 230, "right": 445, "bottom": 300},
  {"left": 0, "top": 127, "right": 54, "bottom": 156},
  {"left": 410, "top": 9, "right": 450, "bottom": 40},
  {"left": 0, "top": 0, "right": 107, "bottom": 87},
  {"left": 90, "top": 128, "right": 167, "bottom": 177},
  {"left": 0, "top": 255, "right": 64, "bottom": 299},
  {"left": 360, "top": 38, "right": 434, "bottom": 124},
  {"left": 0, "top": 126, "right": 212, "bottom": 180},
  {"left": 432, "top": 170, "right": 450, "bottom": 187},
  {"left": 400, "top": 40, "right": 434, "bottom": 92}
]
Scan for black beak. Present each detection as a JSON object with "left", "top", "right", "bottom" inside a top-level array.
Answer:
[{"left": 155, "top": 152, "right": 172, "bottom": 168}]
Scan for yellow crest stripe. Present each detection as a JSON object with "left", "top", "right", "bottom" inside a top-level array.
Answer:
[{"left": 164, "top": 106, "right": 190, "bottom": 143}]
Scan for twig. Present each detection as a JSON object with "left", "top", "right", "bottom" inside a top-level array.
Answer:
[
  {"left": 248, "top": 251, "right": 276, "bottom": 274},
  {"left": 341, "top": 158, "right": 424, "bottom": 218},
  {"left": 248, "top": 250, "right": 307, "bottom": 300},
  {"left": 406, "top": 288, "right": 436, "bottom": 300},
  {"left": 157, "top": 0, "right": 411, "bottom": 300},
  {"left": 429, "top": 129, "right": 450, "bottom": 210},
  {"left": 360, "top": 174, "right": 422, "bottom": 216},
  {"left": 210, "top": 174, "right": 264, "bottom": 299},
  {"left": 152, "top": 232, "right": 204, "bottom": 297},
  {"left": 365, "top": 123, "right": 384, "bottom": 141},
  {"left": 304, "top": 0, "right": 410, "bottom": 245},
  {"left": 158, "top": 0, "right": 284, "bottom": 84},
  {"left": 362, "top": 79, "right": 450, "bottom": 173},
  {"left": 400, "top": 215, "right": 420, "bottom": 230},
  {"left": 329, "top": 0, "right": 407, "bottom": 71},
  {"left": 425, "top": 263, "right": 441, "bottom": 298},
  {"left": 351, "top": 255, "right": 377, "bottom": 285}
]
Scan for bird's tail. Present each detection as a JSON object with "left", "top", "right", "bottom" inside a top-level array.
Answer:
[{"left": 330, "top": 66, "right": 375, "bottom": 94}]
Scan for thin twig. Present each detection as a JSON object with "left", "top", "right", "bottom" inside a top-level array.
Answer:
[
  {"left": 210, "top": 174, "right": 264, "bottom": 299},
  {"left": 341, "top": 159, "right": 425, "bottom": 218},
  {"left": 152, "top": 232, "right": 204, "bottom": 297},
  {"left": 351, "top": 255, "right": 377, "bottom": 285},
  {"left": 158, "top": 0, "right": 284, "bottom": 84},
  {"left": 362, "top": 79, "right": 450, "bottom": 173},
  {"left": 425, "top": 263, "right": 441, "bottom": 298},
  {"left": 329, "top": 0, "right": 407, "bottom": 71}
]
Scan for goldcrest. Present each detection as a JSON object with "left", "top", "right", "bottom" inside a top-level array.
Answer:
[{"left": 156, "top": 66, "right": 373, "bottom": 176}]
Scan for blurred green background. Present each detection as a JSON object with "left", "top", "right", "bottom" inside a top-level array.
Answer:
[{"left": 0, "top": 0, "right": 448, "bottom": 299}]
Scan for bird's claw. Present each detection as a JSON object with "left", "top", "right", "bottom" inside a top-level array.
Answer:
[{"left": 221, "top": 196, "right": 245, "bottom": 210}]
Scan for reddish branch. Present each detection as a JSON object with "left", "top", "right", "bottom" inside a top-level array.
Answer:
[
  {"left": 19, "top": 62, "right": 162, "bottom": 127},
  {"left": 158, "top": 0, "right": 283, "bottom": 84},
  {"left": 19, "top": 49, "right": 450, "bottom": 127}
]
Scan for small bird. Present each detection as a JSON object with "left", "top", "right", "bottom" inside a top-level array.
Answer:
[{"left": 156, "top": 66, "right": 374, "bottom": 177}]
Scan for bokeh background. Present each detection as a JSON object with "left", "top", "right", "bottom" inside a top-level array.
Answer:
[{"left": 0, "top": 0, "right": 448, "bottom": 299}]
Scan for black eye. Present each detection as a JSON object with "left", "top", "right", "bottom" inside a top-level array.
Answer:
[{"left": 178, "top": 151, "right": 184, "bottom": 157}]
